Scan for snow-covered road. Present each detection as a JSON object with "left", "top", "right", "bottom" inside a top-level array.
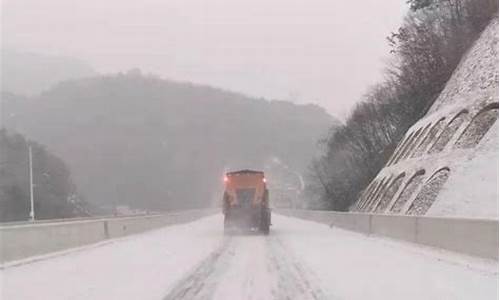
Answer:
[
  {"left": 1, "top": 214, "right": 498, "bottom": 299},
  {"left": 163, "top": 231, "right": 325, "bottom": 300}
]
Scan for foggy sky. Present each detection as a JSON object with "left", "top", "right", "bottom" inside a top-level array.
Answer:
[{"left": 2, "top": 0, "right": 407, "bottom": 119}]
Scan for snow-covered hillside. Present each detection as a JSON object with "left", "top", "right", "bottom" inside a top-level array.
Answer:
[{"left": 354, "top": 18, "right": 498, "bottom": 218}]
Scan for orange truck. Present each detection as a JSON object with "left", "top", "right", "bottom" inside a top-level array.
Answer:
[{"left": 222, "top": 169, "right": 271, "bottom": 234}]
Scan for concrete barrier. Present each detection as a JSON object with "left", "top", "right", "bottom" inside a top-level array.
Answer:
[
  {"left": 371, "top": 214, "right": 417, "bottom": 243},
  {"left": 275, "top": 209, "right": 498, "bottom": 260},
  {"left": 416, "top": 216, "right": 499, "bottom": 259},
  {"left": 331, "top": 213, "right": 371, "bottom": 234},
  {"left": 0, "top": 209, "right": 217, "bottom": 264}
]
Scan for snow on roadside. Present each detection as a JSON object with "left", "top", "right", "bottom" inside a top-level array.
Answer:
[
  {"left": 273, "top": 214, "right": 498, "bottom": 300},
  {"left": 0, "top": 214, "right": 225, "bottom": 300}
]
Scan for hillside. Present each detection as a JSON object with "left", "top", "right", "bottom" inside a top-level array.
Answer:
[
  {"left": 307, "top": 0, "right": 498, "bottom": 212},
  {"left": 353, "top": 18, "right": 498, "bottom": 218},
  {"left": 3, "top": 71, "right": 336, "bottom": 211}
]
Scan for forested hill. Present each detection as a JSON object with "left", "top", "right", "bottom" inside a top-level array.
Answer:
[
  {"left": 0, "top": 129, "right": 89, "bottom": 222},
  {"left": 306, "top": 0, "right": 497, "bottom": 211},
  {"left": 3, "top": 71, "right": 336, "bottom": 211}
]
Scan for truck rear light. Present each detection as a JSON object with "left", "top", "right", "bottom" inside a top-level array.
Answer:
[
  {"left": 262, "top": 177, "right": 267, "bottom": 183},
  {"left": 224, "top": 176, "right": 229, "bottom": 183}
]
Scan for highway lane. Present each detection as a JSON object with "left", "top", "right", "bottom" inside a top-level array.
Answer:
[{"left": 1, "top": 214, "right": 497, "bottom": 299}]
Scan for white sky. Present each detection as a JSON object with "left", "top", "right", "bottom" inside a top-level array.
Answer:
[{"left": 2, "top": 0, "right": 407, "bottom": 119}]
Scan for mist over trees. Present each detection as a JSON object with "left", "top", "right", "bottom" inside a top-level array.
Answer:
[
  {"left": 0, "top": 49, "right": 96, "bottom": 96},
  {"left": 0, "top": 129, "right": 89, "bottom": 222},
  {"left": 3, "top": 72, "right": 335, "bottom": 212},
  {"left": 307, "top": 0, "right": 498, "bottom": 210}
]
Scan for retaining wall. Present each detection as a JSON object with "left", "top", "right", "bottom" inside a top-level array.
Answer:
[
  {"left": 276, "top": 209, "right": 498, "bottom": 260},
  {"left": 0, "top": 209, "right": 217, "bottom": 264}
]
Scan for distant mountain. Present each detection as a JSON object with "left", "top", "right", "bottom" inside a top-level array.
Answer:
[
  {"left": 1, "top": 50, "right": 96, "bottom": 95},
  {"left": 3, "top": 71, "right": 337, "bottom": 211}
]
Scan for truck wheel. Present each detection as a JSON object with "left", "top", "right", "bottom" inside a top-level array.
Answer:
[
  {"left": 260, "top": 210, "right": 270, "bottom": 235},
  {"left": 224, "top": 213, "right": 233, "bottom": 235},
  {"left": 224, "top": 214, "right": 228, "bottom": 231},
  {"left": 260, "top": 223, "right": 269, "bottom": 235}
]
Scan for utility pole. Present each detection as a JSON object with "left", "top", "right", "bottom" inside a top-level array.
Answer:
[{"left": 28, "top": 145, "right": 35, "bottom": 221}]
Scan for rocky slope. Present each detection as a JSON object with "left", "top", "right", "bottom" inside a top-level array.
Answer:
[{"left": 353, "top": 18, "right": 498, "bottom": 218}]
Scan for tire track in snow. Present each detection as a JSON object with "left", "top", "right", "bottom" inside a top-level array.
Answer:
[
  {"left": 163, "top": 237, "right": 233, "bottom": 300},
  {"left": 267, "top": 235, "right": 328, "bottom": 300},
  {"left": 162, "top": 232, "right": 327, "bottom": 300}
]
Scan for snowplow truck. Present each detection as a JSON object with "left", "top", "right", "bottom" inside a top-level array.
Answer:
[{"left": 222, "top": 170, "right": 271, "bottom": 234}]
